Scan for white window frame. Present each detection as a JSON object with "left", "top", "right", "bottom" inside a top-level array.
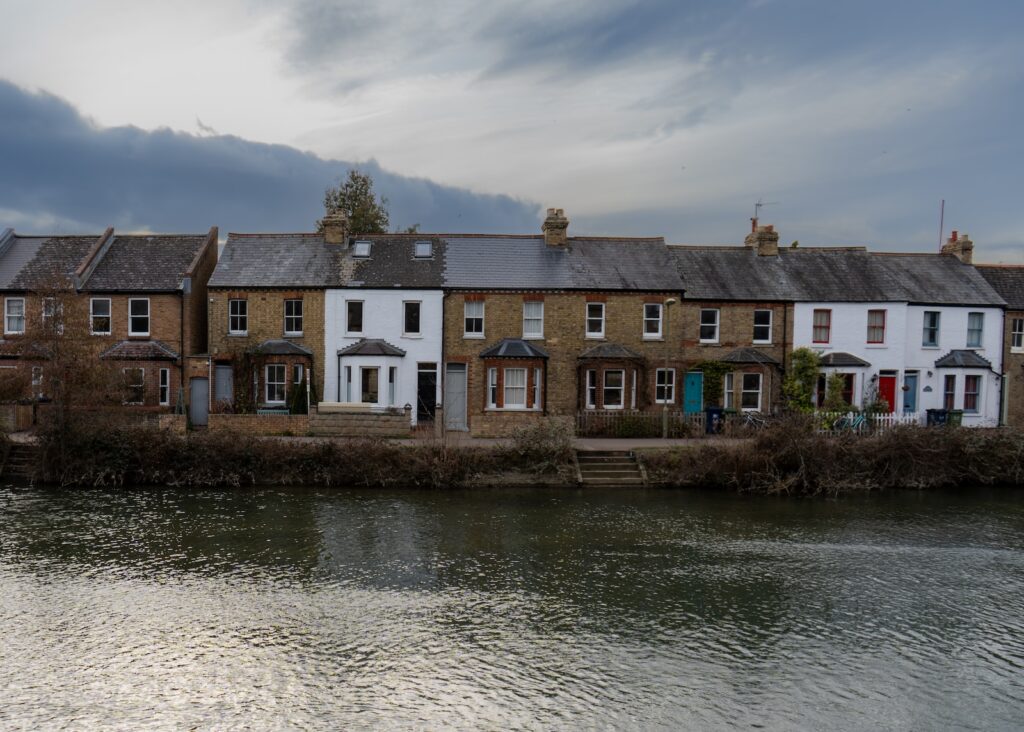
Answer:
[
  {"left": 643, "top": 303, "right": 663, "bottom": 339},
  {"left": 31, "top": 366, "right": 43, "bottom": 399},
  {"left": 603, "top": 369, "right": 625, "bottom": 410},
  {"left": 353, "top": 240, "right": 372, "bottom": 257},
  {"left": 655, "top": 368, "right": 675, "bottom": 404},
  {"left": 388, "top": 366, "right": 397, "bottom": 406},
  {"left": 123, "top": 367, "right": 145, "bottom": 405},
  {"left": 228, "top": 299, "right": 247, "bottom": 335},
  {"left": 4, "top": 297, "right": 25, "bottom": 335},
  {"left": 360, "top": 365, "right": 380, "bottom": 405},
  {"left": 967, "top": 312, "right": 984, "bottom": 348},
  {"left": 128, "top": 298, "right": 150, "bottom": 337},
  {"left": 585, "top": 302, "right": 605, "bottom": 339},
  {"left": 414, "top": 240, "right": 432, "bottom": 258},
  {"left": 265, "top": 364, "right": 286, "bottom": 404},
  {"left": 753, "top": 309, "right": 772, "bottom": 344},
  {"left": 586, "top": 369, "right": 597, "bottom": 409},
  {"left": 284, "top": 299, "right": 303, "bottom": 336},
  {"left": 487, "top": 367, "right": 498, "bottom": 408},
  {"left": 923, "top": 311, "right": 941, "bottom": 348},
  {"left": 699, "top": 308, "right": 720, "bottom": 344},
  {"left": 464, "top": 300, "right": 485, "bottom": 338},
  {"left": 741, "top": 372, "right": 762, "bottom": 411},
  {"left": 294, "top": 363, "right": 304, "bottom": 384},
  {"left": 503, "top": 367, "right": 528, "bottom": 409},
  {"left": 812, "top": 308, "right": 831, "bottom": 344},
  {"left": 403, "top": 300, "right": 422, "bottom": 336},
  {"left": 346, "top": 300, "right": 364, "bottom": 335},
  {"left": 1013, "top": 318, "right": 1024, "bottom": 352},
  {"left": 724, "top": 372, "right": 735, "bottom": 409},
  {"left": 344, "top": 365, "right": 352, "bottom": 402},
  {"left": 867, "top": 309, "right": 886, "bottom": 344},
  {"left": 533, "top": 367, "right": 543, "bottom": 411},
  {"left": 963, "top": 374, "right": 981, "bottom": 413},
  {"left": 159, "top": 368, "right": 170, "bottom": 406},
  {"left": 90, "top": 298, "right": 111, "bottom": 335},
  {"left": 41, "top": 297, "right": 64, "bottom": 334},
  {"left": 523, "top": 301, "right": 544, "bottom": 340}
]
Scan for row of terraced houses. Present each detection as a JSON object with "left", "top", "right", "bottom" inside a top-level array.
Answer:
[{"left": 1, "top": 209, "right": 1023, "bottom": 436}]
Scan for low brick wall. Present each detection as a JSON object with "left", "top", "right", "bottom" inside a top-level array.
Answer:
[
  {"left": 158, "top": 414, "right": 187, "bottom": 435},
  {"left": 0, "top": 403, "right": 33, "bottom": 432},
  {"left": 310, "top": 409, "right": 411, "bottom": 437},
  {"left": 469, "top": 411, "right": 573, "bottom": 438},
  {"left": 208, "top": 413, "right": 311, "bottom": 436}
]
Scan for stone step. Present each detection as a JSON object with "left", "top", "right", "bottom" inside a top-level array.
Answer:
[
  {"left": 580, "top": 477, "right": 646, "bottom": 486},
  {"left": 579, "top": 451, "right": 633, "bottom": 457}
]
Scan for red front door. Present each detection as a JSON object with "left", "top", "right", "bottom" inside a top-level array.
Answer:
[{"left": 877, "top": 375, "right": 896, "bottom": 413}]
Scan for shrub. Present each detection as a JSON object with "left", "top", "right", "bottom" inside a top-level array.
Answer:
[{"left": 503, "top": 418, "right": 575, "bottom": 474}]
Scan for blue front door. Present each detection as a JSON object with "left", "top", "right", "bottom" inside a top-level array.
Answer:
[
  {"left": 903, "top": 372, "right": 919, "bottom": 413},
  {"left": 683, "top": 372, "right": 703, "bottom": 414}
]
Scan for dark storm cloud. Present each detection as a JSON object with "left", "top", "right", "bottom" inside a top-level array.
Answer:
[{"left": 0, "top": 80, "right": 539, "bottom": 234}]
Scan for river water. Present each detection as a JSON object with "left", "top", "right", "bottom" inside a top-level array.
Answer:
[{"left": 1, "top": 485, "right": 1022, "bottom": 731}]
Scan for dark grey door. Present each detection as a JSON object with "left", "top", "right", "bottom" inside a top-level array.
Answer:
[
  {"left": 417, "top": 364, "right": 438, "bottom": 423},
  {"left": 214, "top": 365, "right": 233, "bottom": 405},
  {"left": 190, "top": 377, "right": 209, "bottom": 427},
  {"left": 444, "top": 364, "right": 467, "bottom": 431}
]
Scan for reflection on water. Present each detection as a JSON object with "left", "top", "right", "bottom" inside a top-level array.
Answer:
[{"left": 1, "top": 486, "right": 1022, "bottom": 730}]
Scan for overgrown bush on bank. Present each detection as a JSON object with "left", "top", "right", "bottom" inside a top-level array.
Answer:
[
  {"left": 36, "top": 417, "right": 576, "bottom": 488},
  {"left": 642, "top": 416, "right": 1024, "bottom": 495}
]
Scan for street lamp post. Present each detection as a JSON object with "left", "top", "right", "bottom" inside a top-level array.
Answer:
[{"left": 662, "top": 298, "right": 677, "bottom": 439}]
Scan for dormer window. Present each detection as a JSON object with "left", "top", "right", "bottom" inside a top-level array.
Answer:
[
  {"left": 414, "top": 240, "right": 432, "bottom": 258},
  {"left": 353, "top": 240, "right": 372, "bottom": 258}
]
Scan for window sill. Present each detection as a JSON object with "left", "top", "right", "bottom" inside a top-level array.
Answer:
[
  {"left": 463, "top": 334, "right": 485, "bottom": 339},
  {"left": 284, "top": 332, "right": 304, "bottom": 338},
  {"left": 344, "top": 333, "right": 364, "bottom": 338},
  {"left": 585, "top": 335, "right": 606, "bottom": 340},
  {"left": 643, "top": 336, "right": 663, "bottom": 341},
  {"left": 752, "top": 341, "right": 772, "bottom": 346},
  {"left": 522, "top": 336, "right": 544, "bottom": 341},
  {"left": 698, "top": 341, "right": 720, "bottom": 346},
  {"left": 401, "top": 334, "right": 423, "bottom": 339},
  {"left": 1011, "top": 348, "right": 1024, "bottom": 354},
  {"left": 865, "top": 344, "right": 887, "bottom": 349},
  {"left": 128, "top": 334, "right": 151, "bottom": 339},
  {"left": 228, "top": 332, "right": 248, "bottom": 337},
  {"left": 485, "top": 407, "right": 541, "bottom": 413},
  {"left": 921, "top": 345, "right": 941, "bottom": 350},
  {"left": 91, "top": 332, "right": 111, "bottom": 337}
]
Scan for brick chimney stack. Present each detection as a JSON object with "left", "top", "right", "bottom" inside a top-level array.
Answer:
[
  {"left": 744, "top": 223, "right": 780, "bottom": 256},
  {"left": 941, "top": 230, "right": 974, "bottom": 264},
  {"left": 323, "top": 210, "right": 350, "bottom": 246},
  {"left": 542, "top": 208, "right": 569, "bottom": 247}
]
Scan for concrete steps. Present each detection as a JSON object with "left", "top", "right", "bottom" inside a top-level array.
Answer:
[
  {"left": 576, "top": 450, "right": 646, "bottom": 487},
  {"left": 2, "top": 443, "right": 39, "bottom": 480}
]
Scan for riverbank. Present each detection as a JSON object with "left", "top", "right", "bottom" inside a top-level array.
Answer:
[{"left": 13, "top": 419, "right": 1024, "bottom": 494}]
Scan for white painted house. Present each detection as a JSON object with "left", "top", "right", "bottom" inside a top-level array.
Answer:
[
  {"left": 321, "top": 230, "right": 444, "bottom": 426},
  {"left": 790, "top": 240, "right": 1006, "bottom": 425}
]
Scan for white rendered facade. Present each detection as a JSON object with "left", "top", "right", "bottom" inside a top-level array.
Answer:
[
  {"left": 792, "top": 302, "right": 1004, "bottom": 425},
  {"left": 323, "top": 289, "right": 443, "bottom": 426}
]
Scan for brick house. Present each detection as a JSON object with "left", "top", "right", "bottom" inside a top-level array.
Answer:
[
  {"left": 0, "top": 226, "right": 218, "bottom": 413},
  {"left": 440, "top": 209, "right": 684, "bottom": 437},
  {"left": 206, "top": 233, "right": 337, "bottom": 417},
  {"left": 975, "top": 264, "right": 1024, "bottom": 427}
]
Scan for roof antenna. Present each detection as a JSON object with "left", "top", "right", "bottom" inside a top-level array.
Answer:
[
  {"left": 752, "top": 198, "right": 778, "bottom": 231},
  {"left": 937, "top": 199, "right": 945, "bottom": 251}
]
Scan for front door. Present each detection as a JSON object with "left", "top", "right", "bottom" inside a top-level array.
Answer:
[
  {"left": 877, "top": 374, "right": 897, "bottom": 413},
  {"left": 214, "top": 365, "right": 233, "bottom": 405},
  {"left": 189, "top": 377, "right": 209, "bottom": 427},
  {"left": 683, "top": 372, "right": 703, "bottom": 414},
  {"left": 902, "top": 372, "right": 919, "bottom": 413},
  {"left": 417, "top": 365, "right": 438, "bottom": 422},
  {"left": 444, "top": 364, "right": 467, "bottom": 431}
]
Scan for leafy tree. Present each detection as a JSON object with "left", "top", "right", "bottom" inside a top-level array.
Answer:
[
  {"left": 822, "top": 373, "right": 851, "bottom": 412},
  {"left": 317, "top": 169, "right": 389, "bottom": 234},
  {"left": 783, "top": 347, "right": 821, "bottom": 413}
]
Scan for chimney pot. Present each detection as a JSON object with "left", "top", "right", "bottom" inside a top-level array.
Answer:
[
  {"left": 542, "top": 207, "right": 569, "bottom": 247},
  {"left": 941, "top": 228, "right": 973, "bottom": 264},
  {"left": 744, "top": 223, "right": 780, "bottom": 256},
  {"left": 323, "top": 210, "right": 350, "bottom": 246}
]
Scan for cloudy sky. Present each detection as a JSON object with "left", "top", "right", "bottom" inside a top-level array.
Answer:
[{"left": 2, "top": 0, "right": 1022, "bottom": 260}]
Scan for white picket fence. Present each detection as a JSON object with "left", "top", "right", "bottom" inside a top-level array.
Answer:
[{"left": 815, "top": 411, "right": 923, "bottom": 435}]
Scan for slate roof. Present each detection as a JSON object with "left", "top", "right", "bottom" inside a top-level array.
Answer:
[
  {"left": 210, "top": 234, "right": 342, "bottom": 288},
  {"left": 976, "top": 265, "right": 1024, "bottom": 310},
  {"left": 256, "top": 339, "right": 313, "bottom": 356},
  {"left": 338, "top": 338, "right": 406, "bottom": 357},
  {"left": 100, "top": 340, "right": 179, "bottom": 361},
  {"left": 670, "top": 246, "right": 1005, "bottom": 305},
  {"left": 1, "top": 235, "right": 100, "bottom": 290},
  {"left": 479, "top": 338, "right": 549, "bottom": 359},
  {"left": 720, "top": 348, "right": 780, "bottom": 365},
  {"left": 578, "top": 343, "right": 645, "bottom": 360},
  {"left": 84, "top": 235, "right": 208, "bottom": 291},
  {"left": 820, "top": 352, "right": 871, "bottom": 368},
  {"left": 443, "top": 236, "right": 682, "bottom": 291},
  {"left": 934, "top": 350, "right": 993, "bottom": 368},
  {"left": 342, "top": 236, "right": 445, "bottom": 289}
]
